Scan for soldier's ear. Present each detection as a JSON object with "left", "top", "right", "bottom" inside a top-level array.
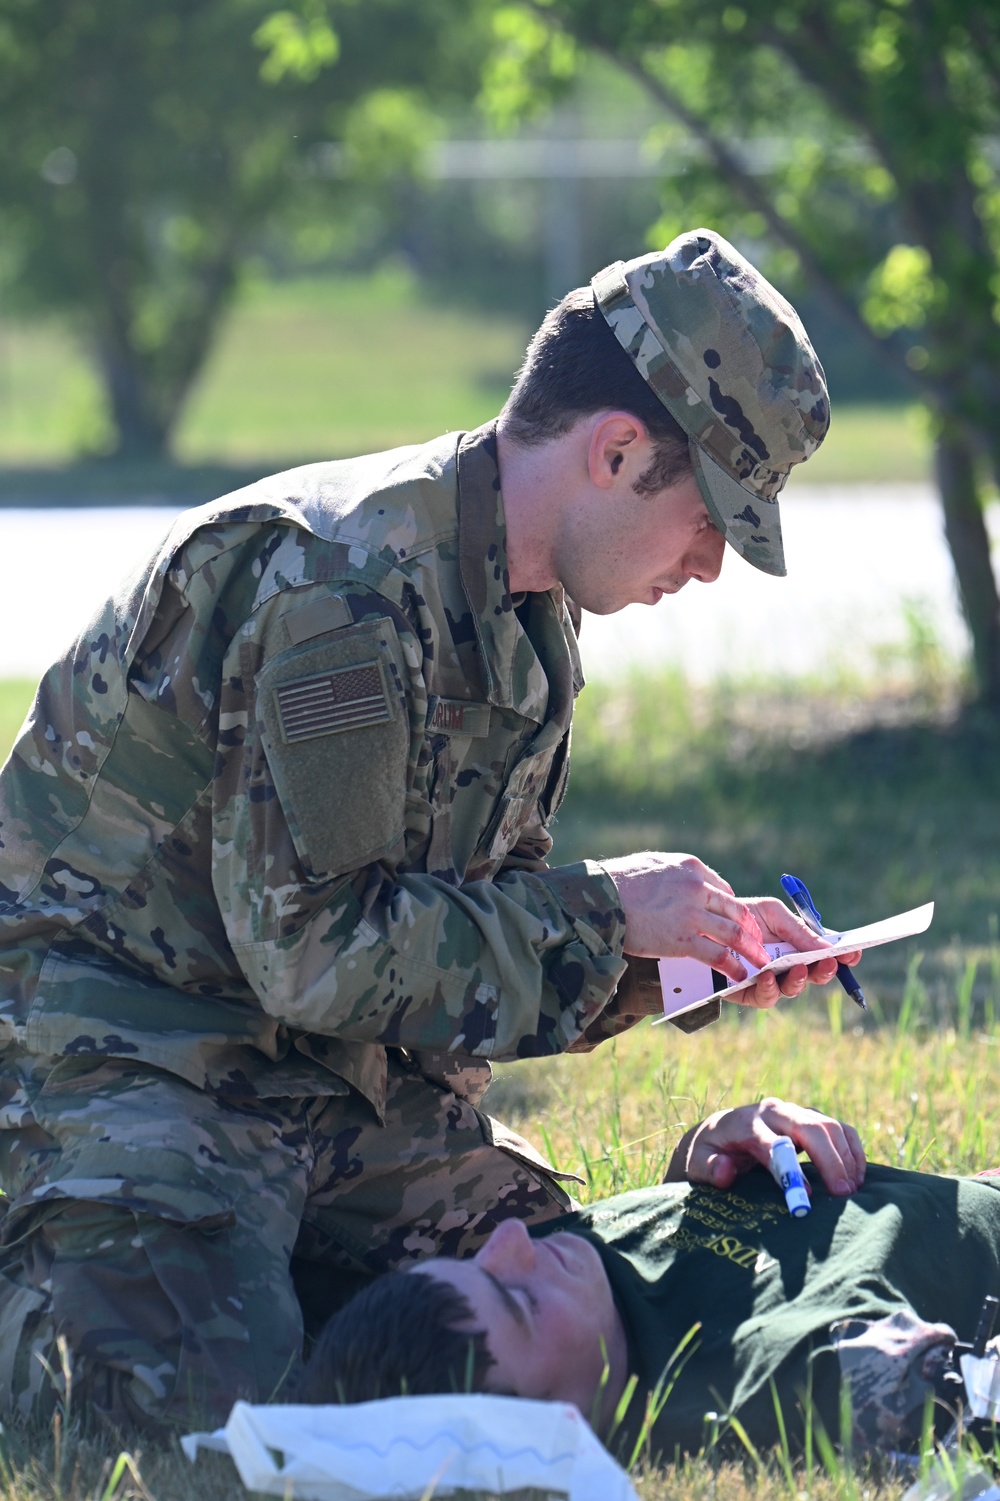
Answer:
[{"left": 586, "top": 411, "right": 645, "bottom": 491}]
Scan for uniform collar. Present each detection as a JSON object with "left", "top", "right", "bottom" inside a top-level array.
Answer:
[{"left": 457, "top": 423, "right": 572, "bottom": 722}]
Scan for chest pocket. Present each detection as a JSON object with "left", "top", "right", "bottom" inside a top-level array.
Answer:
[
  {"left": 481, "top": 716, "right": 567, "bottom": 864},
  {"left": 541, "top": 724, "right": 571, "bottom": 823},
  {"left": 421, "top": 701, "right": 498, "bottom": 880},
  {"left": 256, "top": 618, "right": 409, "bottom": 881}
]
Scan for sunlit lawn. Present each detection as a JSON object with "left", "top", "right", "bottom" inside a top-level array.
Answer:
[
  {"left": 0, "top": 269, "right": 528, "bottom": 469},
  {"left": 489, "top": 1007, "right": 1000, "bottom": 1202},
  {"left": 0, "top": 679, "right": 31, "bottom": 752}
]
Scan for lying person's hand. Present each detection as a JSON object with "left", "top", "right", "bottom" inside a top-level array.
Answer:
[
  {"left": 664, "top": 1097, "right": 866, "bottom": 1198},
  {"left": 603, "top": 854, "right": 861, "bottom": 1010}
]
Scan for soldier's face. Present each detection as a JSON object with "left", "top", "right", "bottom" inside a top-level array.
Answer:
[
  {"left": 556, "top": 469, "right": 726, "bottom": 616},
  {"left": 412, "top": 1216, "right": 624, "bottom": 1420}
]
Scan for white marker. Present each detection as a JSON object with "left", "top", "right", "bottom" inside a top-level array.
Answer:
[{"left": 769, "top": 1136, "right": 811, "bottom": 1218}]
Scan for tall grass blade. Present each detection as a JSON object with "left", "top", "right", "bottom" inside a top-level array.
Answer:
[
  {"left": 957, "top": 957, "right": 978, "bottom": 1038},
  {"left": 989, "top": 914, "right": 1000, "bottom": 1034},
  {"left": 898, "top": 951, "right": 925, "bottom": 1035},
  {"left": 768, "top": 1379, "right": 797, "bottom": 1493},
  {"left": 725, "top": 1413, "right": 763, "bottom": 1472}
]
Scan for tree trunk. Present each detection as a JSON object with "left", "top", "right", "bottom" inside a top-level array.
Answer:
[
  {"left": 93, "top": 247, "right": 238, "bottom": 462},
  {"left": 934, "top": 429, "right": 1000, "bottom": 706},
  {"left": 96, "top": 337, "right": 171, "bottom": 460}
]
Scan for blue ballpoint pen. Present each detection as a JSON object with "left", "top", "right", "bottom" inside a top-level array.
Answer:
[{"left": 779, "top": 873, "right": 867, "bottom": 1011}]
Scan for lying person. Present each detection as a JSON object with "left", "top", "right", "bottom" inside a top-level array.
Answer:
[{"left": 298, "top": 1100, "right": 1000, "bottom": 1460}]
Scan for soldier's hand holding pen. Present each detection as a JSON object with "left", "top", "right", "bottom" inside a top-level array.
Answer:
[{"left": 602, "top": 852, "right": 862, "bottom": 1010}]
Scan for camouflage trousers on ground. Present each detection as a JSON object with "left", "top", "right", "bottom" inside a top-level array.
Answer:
[
  {"left": 0, "top": 1052, "right": 572, "bottom": 1434},
  {"left": 831, "top": 1308, "right": 958, "bottom": 1453}
]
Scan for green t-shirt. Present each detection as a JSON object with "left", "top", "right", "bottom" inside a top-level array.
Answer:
[{"left": 539, "top": 1164, "right": 1000, "bottom": 1457}]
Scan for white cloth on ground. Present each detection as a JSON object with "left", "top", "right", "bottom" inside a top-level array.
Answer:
[{"left": 182, "top": 1393, "right": 639, "bottom": 1501}]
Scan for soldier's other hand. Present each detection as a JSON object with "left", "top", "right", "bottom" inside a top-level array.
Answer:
[
  {"left": 602, "top": 852, "right": 773, "bottom": 980},
  {"left": 732, "top": 896, "right": 863, "bottom": 1010},
  {"left": 664, "top": 1097, "right": 867, "bottom": 1198}
]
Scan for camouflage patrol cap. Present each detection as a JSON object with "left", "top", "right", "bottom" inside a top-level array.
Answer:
[{"left": 591, "top": 228, "right": 830, "bottom": 577}]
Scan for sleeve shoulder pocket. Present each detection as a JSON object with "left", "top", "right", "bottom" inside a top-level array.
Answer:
[{"left": 256, "top": 616, "right": 409, "bottom": 880}]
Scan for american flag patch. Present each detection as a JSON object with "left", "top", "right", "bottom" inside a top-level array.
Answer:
[{"left": 274, "top": 662, "right": 391, "bottom": 743}]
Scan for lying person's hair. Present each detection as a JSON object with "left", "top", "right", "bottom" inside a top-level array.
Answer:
[
  {"left": 296, "top": 1270, "right": 495, "bottom": 1404},
  {"left": 500, "top": 287, "right": 693, "bottom": 497}
]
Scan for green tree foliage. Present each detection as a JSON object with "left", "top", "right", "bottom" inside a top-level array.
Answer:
[
  {"left": 482, "top": 0, "right": 1000, "bottom": 703},
  {"left": 0, "top": 0, "right": 491, "bottom": 458}
]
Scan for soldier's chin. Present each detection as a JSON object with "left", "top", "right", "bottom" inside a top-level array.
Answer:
[{"left": 584, "top": 598, "right": 627, "bottom": 616}]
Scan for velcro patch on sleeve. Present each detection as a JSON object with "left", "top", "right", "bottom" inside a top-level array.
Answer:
[
  {"left": 276, "top": 662, "right": 391, "bottom": 742},
  {"left": 283, "top": 593, "right": 352, "bottom": 646},
  {"left": 256, "top": 617, "right": 409, "bottom": 880}
]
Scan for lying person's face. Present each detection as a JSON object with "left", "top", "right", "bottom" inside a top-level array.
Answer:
[{"left": 411, "top": 1217, "right": 628, "bottom": 1426}]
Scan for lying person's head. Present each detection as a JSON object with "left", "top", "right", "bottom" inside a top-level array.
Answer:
[{"left": 297, "top": 1217, "right": 628, "bottom": 1430}]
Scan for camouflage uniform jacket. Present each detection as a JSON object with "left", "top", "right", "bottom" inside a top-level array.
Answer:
[{"left": 0, "top": 426, "right": 628, "bottom": 1118}]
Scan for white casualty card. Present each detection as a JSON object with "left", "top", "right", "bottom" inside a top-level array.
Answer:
[{"left": 655, "top": 901, "right": 934, "bottom": 1023}]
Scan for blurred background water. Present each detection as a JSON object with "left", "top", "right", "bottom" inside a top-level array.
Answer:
[{"left": 3, "top": 484, "right": 991, "bottom": 684}]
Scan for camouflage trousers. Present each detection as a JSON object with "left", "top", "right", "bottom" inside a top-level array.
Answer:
[
  {"left": 831, "top": 1308, "right": 958, "bottom": 1453},
  {"left": 0, "top": 1052, "right": 572, "bottom": 1434}
]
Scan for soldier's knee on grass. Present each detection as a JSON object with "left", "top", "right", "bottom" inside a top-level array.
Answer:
[{"left": 0, "top": 1198, "right": 297, "bottom": 1434}]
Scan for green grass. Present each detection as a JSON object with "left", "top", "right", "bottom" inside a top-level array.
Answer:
[
  {"left": 788, "top": 402, "right": 931, "bottom": 486},
  {"left": 177, "top": 270, "right": 529, "bottom": 463},
  {"left": 0, "top": 268, "right": 529, "bottom": 471},
  {"left": 0, "top": 680, "right": 32, "bottom": 753},
  {"left": 490, "top": 1009, "right": 1000, "bottom": 1202},
  {"left": 0, "top": 321, "right": 110, "bottom": 463},
  {"left": 0, "top": 269, "right": 930, "bottom": 483}
]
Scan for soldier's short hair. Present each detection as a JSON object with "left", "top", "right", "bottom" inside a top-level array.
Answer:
[
  {"left": 501, "top": 287, "right": 692, "bottom": 496},
  {"left": 296, "top": 1270, "right": 496, "bottom": 1404}
]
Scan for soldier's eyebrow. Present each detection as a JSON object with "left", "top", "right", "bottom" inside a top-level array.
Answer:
[{"left": 483, "top": 1270, "right": 529, "bottom": 1329}]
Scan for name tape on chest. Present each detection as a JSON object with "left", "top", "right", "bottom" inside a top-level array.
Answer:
[
  {"left": 426, "top": 697, "right": 491, "bottom": 738},
  {"left": 275, "top": 662, "right": 392, "bottom": 742}
]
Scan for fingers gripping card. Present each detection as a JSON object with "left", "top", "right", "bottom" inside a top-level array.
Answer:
[
  {"left": 257, "top": 617, "right": 409, "bottom": 880},
  {"left": 655, "top": 902, "right": 935, "bottom": 1023}
]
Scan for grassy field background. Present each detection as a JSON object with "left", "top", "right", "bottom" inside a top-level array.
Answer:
[
  {"left": 0, "top": 270, "right": 930, "bottom": 490},
  {"left": 0, "top": 276, "right": 993, "bottom": 1499}
]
